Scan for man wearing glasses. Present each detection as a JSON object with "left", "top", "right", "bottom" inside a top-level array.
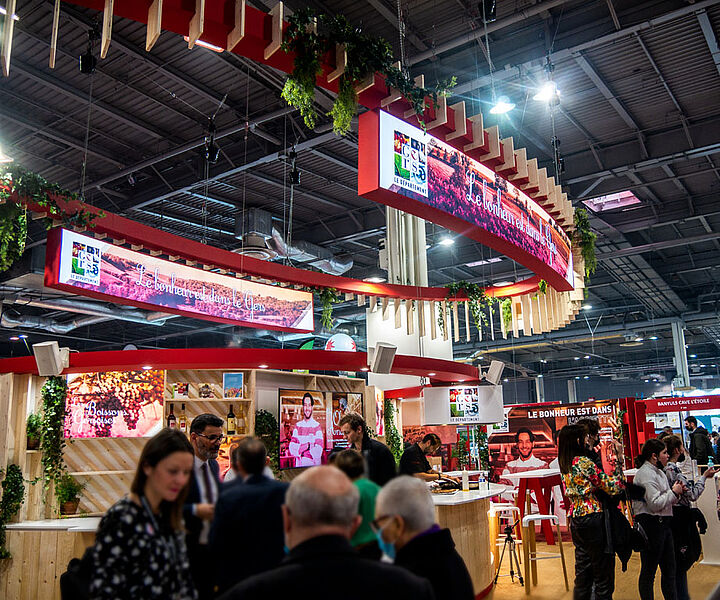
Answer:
[{"left": 185, "top": 413, "right": 225, "bottom": 599}]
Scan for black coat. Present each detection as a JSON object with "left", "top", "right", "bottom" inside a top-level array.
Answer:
[
  {"left": 671, "top": 504, "right": 708, "bottom": 571},
  {"left": 689, "top": 426, "right": 716, "bottom": 465},
  {"left": 183, "top": 458, "right": 220, "bottom": 546},
  {"left": 217, "top": 535, "right": 436, "bottom": 600},
  {"left": 361, "top": 437, "right": 397, "bottom": 486},
  {"left": 394, "top": 528, "right": 473, "bottom": 600},
  {"left": 209, "top": 474, "right": 289, "bottom": 594}
]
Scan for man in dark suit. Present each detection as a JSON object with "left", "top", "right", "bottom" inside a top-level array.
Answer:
[
  {"left": 339, "top": 413, "right": 396, "bottom": 486},
  {"left": 210, "top": 437, "right": 289, "bottom": 594},
  {"left": 184, "top": 413, "right": 224, "bottom": 600},
  {"left": 375, "top": 476, "right": 473, "bottom": 600},
  {"left": 217, "top": 466, "right": 435, "bottom": 600}
]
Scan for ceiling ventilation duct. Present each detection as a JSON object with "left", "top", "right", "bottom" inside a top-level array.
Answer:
[{"left": 234, "top": 208, "right": 353, "bottom": 275}]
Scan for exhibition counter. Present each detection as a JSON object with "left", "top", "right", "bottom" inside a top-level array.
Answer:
[{"left": 431, "top": 482, "right": 506, "bottom": 598}]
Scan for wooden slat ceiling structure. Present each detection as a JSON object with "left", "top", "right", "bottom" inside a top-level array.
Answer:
[{"left": 2, "top": 0, "right": 720, "bottom": 393}]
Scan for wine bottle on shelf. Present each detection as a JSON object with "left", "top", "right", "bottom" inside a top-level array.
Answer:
[
  {"left": 178, "top": 403, "right": 187, "bottom": 433},
  {"left": 167, "top": 403, "right": 177, "bottom": 429},
  {"left": 237, "top": 407, "right": 246, "bottom": 435},
  {"left": 227, "top": 404, "right": 236, "bottom": 436}
]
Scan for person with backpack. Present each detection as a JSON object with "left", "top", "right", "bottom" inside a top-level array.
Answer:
[
  {"left": 663, "top": 434, "right": 718, "bottom": 600},
  {"left": 684, "top": 416, "right": 716, "bottom": 473},
  {"left": 633, "top": 438, "right": 686, "bottom": 600},
  {"left": 88, "top": 429, "right": 198, "bottom": 599}
]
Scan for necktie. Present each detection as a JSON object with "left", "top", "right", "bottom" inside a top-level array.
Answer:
[{"left": 201, "top": 462, "right": 214, "bottom": 504}]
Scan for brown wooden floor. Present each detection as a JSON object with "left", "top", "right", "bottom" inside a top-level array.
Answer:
[{"left": 489, "top": 541, "right": 720, "bottom": 600}]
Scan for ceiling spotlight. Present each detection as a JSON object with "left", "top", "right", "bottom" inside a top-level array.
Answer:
[
  {"left": 439, "top": 237, "right": 455, "bottom": 246},
  {"left": 690, "top": 354, "right": 697, "bottom": 358},
  {"left": 183, "top": 36, "right": 225, "bottom": 52},
  {"left": 360, "top": 367, "right": 370, "bottom": 372},
  {"left": 258, "top": 364, "right": 269, "bottom": 369},
  {"left": 583, "top": 375, "right": 590, "bottom": 380},
  {"left": 575, "top": 376, "right": 580, "bottom": 380},
  {"left": 18, "top": 334, "right": 28, "bottom": 339},
  {"left": 489, "top": 96, "right": 515, "bottom": 115},
  {"left": 644, "top": 379, "right": 649, "bottom": 383},
  {"left": 574, "top": 356, "right": 580, "bottom": 361},
  {"left": 494, "top": 280, "right": 513, "bottom": 287},
  {"left": 582, "top": 304, "right": 592, "bottom": 310},
  {"left": 428, "top": 372, "right": 436, "bottom": 377},
  {"left": 584, "top": 355, "right": 590, "bottom": 359},
  {"left": 537, "top": 374, "right": 544, "bottom": 378},
  {"left": 363, "top": 276, "right": 386, "bottom": 283},
  {"left": 533, "top": 81, "right": 560, "bottom": 103},
  {"left": 141, "top": 365, "right": 153, "bottom": 370},
  {"left": 9, "top": 336, "right": 19, "bottom": 341},
  {"left": 649, "top": 336, "right": 658, "bottom": 340},
  {"left": 540, "top": 359, "right": 548, "bottom": 363},
  {"left": 634, "top": 337, "right": 644, "bottom": 342}
]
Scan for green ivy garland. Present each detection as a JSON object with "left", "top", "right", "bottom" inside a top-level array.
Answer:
[
  {"left": 306, "top": 287, "right": 342, "bottom": 330},
  {"left": 255, "top": 409, "right": 280, "bottom": 473},
  {"left": 0, "top": 464, "right": 25, "bottom": 559},
  {"left": 477, "top": 428, "right": 490, "bottom": 470},
  {"left": 383, "top": 398, "right": 403, "bottom": 464},
  {"left": 573, "top": 208, "right": 597, "bottom": 277},
  {"left": 281, "top": 9, "right": 456, "bottom": 134},
  {"left": 0, "top": 165, "right": 102, "bottom": 273},
  {"left": 40, "top": 376, "right": 69, "bottom": 498},
  {"left": 499, "top": 297, "right": 512, "bottom": 331},
  {"left": 538, "top": 279, "right": 548, "bottom": 295}
]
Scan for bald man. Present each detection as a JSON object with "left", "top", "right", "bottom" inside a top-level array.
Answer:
[{"left": 218, "top": 466, "right": 436, "bottom": 600}]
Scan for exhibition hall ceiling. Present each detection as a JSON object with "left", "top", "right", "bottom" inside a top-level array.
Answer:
[{"left": 2, "top": 0, "right": 720, "bottom": 385}]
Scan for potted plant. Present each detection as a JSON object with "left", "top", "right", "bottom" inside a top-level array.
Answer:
[
  {"left": 56, "top": 473, "right": 84, "bottom": 515},
  {"left": 26, "top": 413, "right": 41, "bottom": 450}
]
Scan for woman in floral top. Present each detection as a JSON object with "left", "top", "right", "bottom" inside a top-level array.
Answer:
[
  {"left": 90, "top": 429, "right": 198, "bottom": 600},
  {"left": 558, "top": 424, "right": 625, "bottom": 600}
]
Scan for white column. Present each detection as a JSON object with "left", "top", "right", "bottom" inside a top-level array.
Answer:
[
  {"left": 567, "top": 378, "right": 577, "bottom": 403},
  {"left": 671, "top": 320, "right": 691, "bottom": 389},
  {"left": 535, "top": 376, "right": 545, "bottom": 403}
]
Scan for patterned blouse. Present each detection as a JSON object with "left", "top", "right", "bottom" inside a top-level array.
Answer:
[
  {"left": 90, "top": 497, "right": 197, "bottom": 600},
  {"left": 562, "top": 455, "right": 625, "bottom": 518},
  {"left": 665, "top": 460, "right": 705, "bottom": 507}
]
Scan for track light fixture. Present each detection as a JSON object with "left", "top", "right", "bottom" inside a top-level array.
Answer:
[{"left": 79, "top": 27, "right": 99, "bottom": 74}]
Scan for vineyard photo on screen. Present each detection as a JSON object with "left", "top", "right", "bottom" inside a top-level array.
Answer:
[
  {"left": 64, "top": 370, "right": 166, "bottom": 438},
  {"left": 378, "top": 111, "right": 573, "bottom": 286}
]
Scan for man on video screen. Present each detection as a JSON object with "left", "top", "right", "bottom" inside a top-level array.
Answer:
[{"left": 288, "top": 393, "right": 324, "bottom": 467}]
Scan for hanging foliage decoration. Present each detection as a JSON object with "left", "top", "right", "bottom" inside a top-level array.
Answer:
[
  {"left": 499, "top": 297, "right": 513, "bottom": 331},
  {"left": 442, "top": 281, "right": 494, "bottom": 336},
  {"left": 306, "top": 286, "right": 342, "bottom": 330},
  {"left": 40, "top": 376, "right": 69, "bottom": 500},
  {"left": 0, "top": 464, "right": 25, "bottom": 559},
  {"left": 0, "top": 165, "right": 103, "bottom": 274},
  {"left": 383, "top": 398, "right": 403, "bottom": 464},
  {"left": 477, "top": 427, "right": 490, "bottom": 471},
  {"left": 281, "top": 9, "right": 456, "bottom": 135},
  {"left": 573, "top": 208, "right": 597, "bottom": 277}
]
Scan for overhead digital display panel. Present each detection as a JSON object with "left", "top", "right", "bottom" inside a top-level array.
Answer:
[
  {"left": 45, "top": 228, "right": 314, "bottom": 332},
  {"left": 358, "top": 110, "right": 574, "bottom": 291}
]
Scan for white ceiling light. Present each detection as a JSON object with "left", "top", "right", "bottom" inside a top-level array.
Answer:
[
  {"left": 439, "top": 237, "right": 455, "bottom": 246},
  {"left": 634, "top": 337, "right": 644, "bottom": 342},
  {"left": 363, "top": 276, "right": 386, "bottom": 283},
  {"left": 533, "top": 81, "right": 559, "bottom": 103},
  {"left": 494, "top": 280, "right": 513, "bottom": 287},
  {"left": 0, "top": 144, "right": 13, "bottom": 164},
  {"left": 465, "top": 257, "right": 502, "bottom": 268},
  {"left": 0, "top": 6, "right": 20, "bottom": 20},
  {"left": 489, "top": 96, "right": 515, "bottom": 114},
  {"left": 183, "top": 36, "right": 224, "bottom": 52},
  {"left": 582, "top": 304, "right": 592, "bottom": 310},
  {"left": 649, "top": 336, "right": 658, "bottom": 340}
]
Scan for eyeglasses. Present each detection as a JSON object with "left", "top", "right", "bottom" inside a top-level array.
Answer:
[
  {"left": 370, "top": 514, "right": 395, "bottom": 534},
  {"left": 196, "top": 433, "right": 225, "bottom": 443}
]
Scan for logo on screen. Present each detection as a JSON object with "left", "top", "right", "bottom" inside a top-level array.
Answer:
[
  {"left": 393, "top": 130, "right": 428, "bottom": 197},
  {"left": 70, "top": 240, "right": 102, "bottom": 285}
]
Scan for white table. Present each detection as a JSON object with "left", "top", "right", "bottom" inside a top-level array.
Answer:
[
  {"left": 6, "top": 516, "right": 101, "bottom": 532},
  {"left": 442, "top": 469, "right": 484, "bottom": 478}
]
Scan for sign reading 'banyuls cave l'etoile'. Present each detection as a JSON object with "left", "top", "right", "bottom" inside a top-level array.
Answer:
[{"left": 45, "top": 228, "right": 314, "bottom": 332}]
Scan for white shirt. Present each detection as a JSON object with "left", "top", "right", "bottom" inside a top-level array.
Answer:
[{"left": 193, "top": 455, "right": 219, "bottom": 544}]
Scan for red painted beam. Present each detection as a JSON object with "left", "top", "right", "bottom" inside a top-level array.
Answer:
[{"left": 0, "top": 348, "right": 479, "bottom": 382}]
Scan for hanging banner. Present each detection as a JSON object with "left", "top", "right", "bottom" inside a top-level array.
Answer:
[
  {"left": 45, "top": 228, "right": 314, "bottom": 332},
  {"left": 644, "top": 395, "right": 720, "bottom": 414},
  {"left": 359, "top": 110, "right": 574, "bottom": 291}
]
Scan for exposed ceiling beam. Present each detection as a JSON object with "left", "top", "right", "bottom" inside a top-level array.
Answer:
[
  {"left": 365, "top": 0, "right": 429, "bottom": 51},
  {"left": 598, "top": 231, "right": 720, "bottom": 260},
  {"left": 696, "top": 9, "right": 720, "bottom": 78}
]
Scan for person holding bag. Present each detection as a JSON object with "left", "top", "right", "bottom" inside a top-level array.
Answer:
[
  {"left": 663, "top": 434, "right": 717, "bottom": 600},
  {"left": 89, "top": 428, "right": 198, "bottom": 599},
  {"left": 633, "top": 438, "right": 685, "bottom": 600},
  {"left": 558, "top": 424, "right": 625, "bottom": 600}
]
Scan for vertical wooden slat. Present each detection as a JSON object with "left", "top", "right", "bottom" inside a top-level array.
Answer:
[
  {"left": 357, "top": 294, "right": 365, "bottom": 307},
  {"left": 369, "top": 295, "right": 377, "bottom": 312},
  {"left": 520, "top": 294, "right": 532, "bottom": 336},
  {"left": 406, "top": 301, "right": 415, "bottom": 335},
  {"left": 381, "top": 297, "right": 390, "bottom": 320},
  {"left": 511, "top": 300, "right": 520, "bottom": 337},
  {"left": 263, "top": 2, "right": 284, "bottom": 59},
  {"left": 442, "top": 301, "right": 449, "bottom": 341},
  {"left": 394, "top": 298, "right": 402, "bottom": 329},
  {"left": 146, "top": 0, "right": 163, "bottom": 51},
  {"left": 417, "top": 300, "right": 426, "bottom": 337},
  {"left": 531, "top": 295, "right": 542, "bottom": 334},
  {"left": 1, "top": 0, "right": 17, "bottom": 77},
  {"left": 327, "top": 43, "right": 346, "bottom": 83},
  {"left": 100, "top": 0, "right": 114, "bottom": 59},
  {"left": 188, "top": 0, "right": 206, "bottom": 49},
  {"left": 430, "top": 301, "right": 437, "bottom": 340},
  {"left": 49, "top": 0, "right": 61, "bottom": 67},
  {"left": 452, "top": 302, "right": 460, "bottom": 342},
  {"left": 464, "top": 301, "right": 471, "bottom": 341},
  {"left": 226, "top": 0, "right": 246, "bottom": 51}
]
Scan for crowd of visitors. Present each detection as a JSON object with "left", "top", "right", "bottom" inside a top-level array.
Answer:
[
  {"left": 82, "top": 413, "right": 473, "bottom": 600},
  {"left": 78, "top": 409, "right": 719, "bottom": 600}
]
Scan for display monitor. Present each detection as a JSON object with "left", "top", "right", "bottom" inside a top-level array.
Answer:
[{"left": 278, "top": 389, "right": 363, "bottom": 469}]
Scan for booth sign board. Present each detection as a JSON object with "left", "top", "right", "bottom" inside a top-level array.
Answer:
[
  {"left": 643, "top": 395, "right": 720, "bottom": 414},
  {"left": 358, "top": 110, "right": 574, "bottom": 291},
  {"left": 45, "top": 228, "right": 314, "bottom": 332}
]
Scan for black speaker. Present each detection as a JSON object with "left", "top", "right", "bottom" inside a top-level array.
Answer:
[{"left": 79, "top": 51, "right": 96, "bottom": 74}]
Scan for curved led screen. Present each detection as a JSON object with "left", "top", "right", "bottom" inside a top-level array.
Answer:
[{"left": 359, "top": 110, "right": 574, "bottom": 291}]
